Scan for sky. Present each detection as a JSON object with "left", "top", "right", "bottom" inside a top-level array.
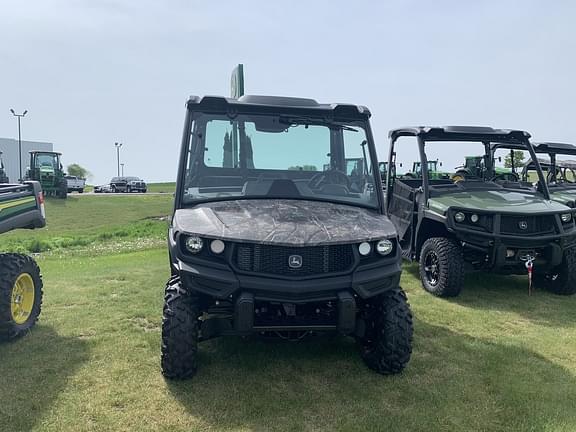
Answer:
[{"left": 1, "top": 0, "right": 575, "bottom": 184}]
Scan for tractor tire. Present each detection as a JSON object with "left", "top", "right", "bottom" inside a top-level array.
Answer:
[
  {"left": 161, "top": 276, "right": 200, "bottom": 379},
  {"left": 419, "top": 237, "right": 465, "bottom": 297},
  {"left": 0, "top": 254, "right": 43, "bottom": 341},
  {"left": 358, "top": 287, "right": 413, "bottom": 374},
  {"left": 538, "top": 247, "right": 576, "bottom": 295}
]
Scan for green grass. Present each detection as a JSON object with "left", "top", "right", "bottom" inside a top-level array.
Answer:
[
  {"left": 146, "top": 182, "right": 176, "bottom": 193},
  {"left": 0, "top": 195, "right": 173, "bottom": 253},
  {"left": 1, "top": 196, "right": 575, "bottom": 431}
]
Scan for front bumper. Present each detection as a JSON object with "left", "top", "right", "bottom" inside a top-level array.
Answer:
[
  {"left": 449, "top": 220, "right": 576, "bottom": 270},
  {"left": 177, "top": 250, "right": 402, "bottom": 302}
]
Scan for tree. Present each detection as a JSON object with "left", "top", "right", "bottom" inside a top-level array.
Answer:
[
  {"left": 67, "top": 164, "right": 91, "bottom": 179},
  {"left": 504, "top": 151, "right": 526, "bottom": 169},
  {"left": 288, "top": 165, "right": 318, "bottom": 171}
]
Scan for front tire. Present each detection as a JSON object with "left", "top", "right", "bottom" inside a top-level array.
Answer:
[
  {"left": 0, "top": 254, "right": 43, "bottom": 341},
  {"left": 419, "top": 237, "right": 465, "bottom": 297},
  {"left": 161, "top": 276, "right": 200, "bottom": 379},
  {"left": 358, "top": 287, "right": 413, "bottom": 375},
  {"left": 539, "top": 247, "right": 576, "bottom": 295}
]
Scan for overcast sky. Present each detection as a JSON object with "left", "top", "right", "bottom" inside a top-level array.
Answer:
[{"left": 1, "top": 0, "right": 575, "bottom": 184}]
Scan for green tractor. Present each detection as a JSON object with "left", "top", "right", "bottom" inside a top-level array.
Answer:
[
  {"left": 404, "top": 160, "right": 449, "bottom": 180},
  {"left": 453, "top": 155, "right": 515, "bottom": 182},
  {"left": 0, "top": 152, "right": 9, "bottom": 183},
  {"left": 25, "top": 151, "right": 67, "bottom": 199},
  {"left": 0, "top": 181, "right": 46, "bottom": 340}
]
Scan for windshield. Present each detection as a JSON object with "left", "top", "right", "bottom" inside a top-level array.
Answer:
[
  {"left": 181, "top": 113, "right": 379, "bottom": 208},
  {"left": 35, "top": 154, "right": 58, "bottom": 169}
]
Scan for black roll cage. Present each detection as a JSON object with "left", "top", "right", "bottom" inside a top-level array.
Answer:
[{"left": 386, "top": 126, "right": 551, "bottom": 202}]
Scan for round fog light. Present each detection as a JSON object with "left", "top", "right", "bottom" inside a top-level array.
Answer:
[
  {"left": 561, "top": 213, "right": 572, "bottom": 223},
  {"left": 185, "top": 236, "right": 203, "bottom": 254},
  {"left": 470, "top": 214, "right": 479, "bottom": 223},
  {"left": 210, "top": 239, "right": 225, "bottom": 254},
  {"left": 454, "top": 212, "right": 465, "bottom": 223},
  {"left": 376, "top": 239, "right": 394, "bottom": 256},
  {"left": 358, "top": 242, "right": 371, "bottom": 256}
]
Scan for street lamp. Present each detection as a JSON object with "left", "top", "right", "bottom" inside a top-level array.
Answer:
[
  {"left": 120, "top": 163, "right": 124, "bottom": 176},
  {"left": 10, "top": 109, "right": 28, "bottom": 181},
  {"left": 114, "top": 142, "right": 123, "bottom": 176}
]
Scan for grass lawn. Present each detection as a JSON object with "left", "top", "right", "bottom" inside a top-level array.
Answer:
[{"left": 1, "top": 196, "right": 575, "bottom": 431}]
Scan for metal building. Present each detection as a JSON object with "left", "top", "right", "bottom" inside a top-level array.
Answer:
[{"left": 0, "top": 138, "right": 54, "bottom": 182}]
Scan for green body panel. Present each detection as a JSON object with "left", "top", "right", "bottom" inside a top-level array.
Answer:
[
  {"left": 549, "top": 189, "right": 576, "bottom": 207},
  {"left": 428, "top": 190, "right": 568, "bottom": 215},
  {"left": 0, "top": 197, "right": 37, "bottom": 222}
]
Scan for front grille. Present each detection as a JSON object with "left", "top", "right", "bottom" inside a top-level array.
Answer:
[
  {"left": 233, "top": 243, "right": 355, "bottom": 277},
  {"left": 500, "top": 215, "right": 556, "bottom": 236}
]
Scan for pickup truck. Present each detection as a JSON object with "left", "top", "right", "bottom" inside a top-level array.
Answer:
[{"left": 65, "top": 175, "right": 85, "bottom": 193}]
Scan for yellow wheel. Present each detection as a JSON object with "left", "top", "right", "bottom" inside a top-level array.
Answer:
[
  {"left": 0, "top": 254, "right": 43, "bottom": 341},
  {"left": 11, "top": 273, "right": 35, "bottom": 325}
]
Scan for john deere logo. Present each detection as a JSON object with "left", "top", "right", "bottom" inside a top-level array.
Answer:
[
  {"left": 518, "top": 221, "right": 528, "bottom": 230},
  {"left": 288, "top": 255, "right": 303, "bottom": 269}
]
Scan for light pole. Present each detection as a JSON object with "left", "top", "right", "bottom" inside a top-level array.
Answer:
[
  {"left": 120, "top": 163, "right": 124, "bottom": 176},
  {"left": 10, "top": 109, "right": 28, "bottom": 181},
  {"left": 114, "top": 142, "right": 123, "bottom": 176}
]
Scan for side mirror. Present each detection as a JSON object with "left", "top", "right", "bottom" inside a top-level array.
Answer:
[
  {"left": 440, "top": 162, "right": 443, "bottom": 167},
  {"left": 399, "top": 163, "right": 403, "bottom": 168},
  {"left": 498, "top": 157, "right": 502, "bottom": 163}
]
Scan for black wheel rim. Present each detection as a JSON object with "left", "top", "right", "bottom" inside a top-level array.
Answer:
[{"left": 424, "top": 251, "right": 440, "bottom": 286}]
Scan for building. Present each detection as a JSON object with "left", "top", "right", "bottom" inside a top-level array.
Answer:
[{"left": 0, "top": 138, "right": 54, "bottom": 182}]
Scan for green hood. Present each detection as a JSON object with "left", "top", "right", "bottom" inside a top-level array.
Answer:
[
  {"left": 550, "top": 189, "right": 576, "bottom": 207},
  {"left": 429, "top": 190, "right": 569, "bottom": 215}
]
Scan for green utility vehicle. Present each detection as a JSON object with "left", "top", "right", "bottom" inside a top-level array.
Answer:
[
  {"left": 385, "top": 126, "right": 576, "bottom": 297},
  {"left": 0, "top": 182, "right": 46, "bottom": 340},
  {"left": 0, "top": 153, "right": 9, "bottom": 184},
  {"left": 520, "top": 142, "right": 576, "bottom": 208},
  {"left": 25, "top": 151, "right": 67, "bottom": 199},
  {"left": 162, "top": 94, "right": 412, "bottom": 379}
]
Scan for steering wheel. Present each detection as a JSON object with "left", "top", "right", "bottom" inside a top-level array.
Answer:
[
  {"left": 309, "top": 170, "right": 350, "bottom": 190},
  {"left": 491, "top": 172, "right": 519, "bottom": 182}
]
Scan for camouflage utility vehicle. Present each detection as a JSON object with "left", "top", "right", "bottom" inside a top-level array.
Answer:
[
  {"left": 385, "top": 126, "right": 576, "bottom": 297},
  {"left": 162, "top": 95, "right": 413, "bottom": 379},
  {"left": 0, "top": 182, "right": 46, "bottom": 340}
]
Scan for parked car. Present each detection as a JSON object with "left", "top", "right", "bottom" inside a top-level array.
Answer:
[
  {"left": 65, "top": 175, "right": 85, "bottom": 193},
  {"left": 94, "top": 184, "right": 112, "bottom": 193},
  {"left": 109, "top": 176, "right": 147, "bottom": 193}
]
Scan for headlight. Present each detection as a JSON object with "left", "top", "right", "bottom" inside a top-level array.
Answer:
[
  {"left": 561, "top": 213, "right": 572, "bottom": 223},
  {"left": 358, "top": 242, "right": 371, "bottom": 256},
  {"left": 210, "top": 239, "right": 225, "bottom": 254},
  {"left": 470, "top": 214, "right": 479, "bottom": 223},
  {"left": 376, "top": 239, "right": 394, "bottom": 256},
  {"left": 454, "top": 212, "right": 465, "bottom": 223},
  {"left": 185, "top": 236, "right": 203, "bottom": 254}
]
